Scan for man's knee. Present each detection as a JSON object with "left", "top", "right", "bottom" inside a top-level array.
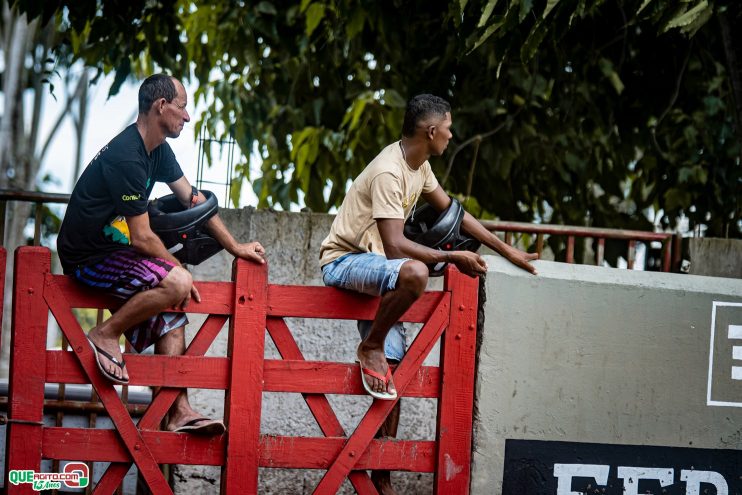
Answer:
[
  {"left": 397, "top": 260, "right": 428, "bottom": 297},
  {"left": 161, "top": 266, "right": 192, "bottom": 300}
]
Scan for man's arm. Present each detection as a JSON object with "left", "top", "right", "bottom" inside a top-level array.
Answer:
[
  {"left": 167, "top": 176, "right": 265, "bottom": 263},
  {"left": 126, "top": 212, "right": 182, "bottom": 265},
  {"left": 127, "top": 208, "right": 202, "bottom": 308},
  {"left": 422, "top": 185, "right": 538, "bottom": 275},
  {"left": 376, "top": 218, "right": 487, "bottom": 277}
]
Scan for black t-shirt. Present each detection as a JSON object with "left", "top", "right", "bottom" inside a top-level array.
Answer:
[{"left": 57, "top": 124, "right": 184, "bottom": 273}]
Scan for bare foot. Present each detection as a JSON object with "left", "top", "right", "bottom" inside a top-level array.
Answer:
[
  {"left": 371, "top": 471, "right": 398, "bottom": 495},
  {"left": 357, "top": 342, "right": 396, "bottom": 396},
  {"left": 88, "top": 328, "right": 128, "bottom": 382}
]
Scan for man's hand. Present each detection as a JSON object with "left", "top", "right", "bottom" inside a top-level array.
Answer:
[
  {"left": 504, "top": 247, "right": 539, "bottom": 275},
  {"left": 449, "top": 251, "right": 488, "bottom": 277},
  {"left": 230, "top": 241, "right": 266, "bottom": 264},
  {"left": 177, "top": 279, "right": 201, "bottom": 311}
]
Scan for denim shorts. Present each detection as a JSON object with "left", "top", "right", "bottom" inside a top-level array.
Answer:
[{"left": 322, "top": 253, "right": 410, "bottom": 361}]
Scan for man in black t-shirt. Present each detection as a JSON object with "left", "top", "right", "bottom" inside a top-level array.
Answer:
[{"left": 58, "top": 74, "right": 265, "bottom": 435}]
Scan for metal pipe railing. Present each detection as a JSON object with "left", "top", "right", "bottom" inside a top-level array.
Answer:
[
  {"left": 0, "top": 189, "right": 70, "bottom": 246},
  {"left": 0, "top": 188, "right": 680, "bottom": 270},
  {"left": 479, "top": 220, "right": 678, "bottom": 272}
]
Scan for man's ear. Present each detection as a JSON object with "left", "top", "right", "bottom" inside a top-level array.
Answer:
[{"left": 427, "top": 125, "right": 436, "bottom": 140}]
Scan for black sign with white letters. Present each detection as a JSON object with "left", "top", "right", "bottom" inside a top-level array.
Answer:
[{"left": 502, "top": 439, "right": 741, "bottom": 494}]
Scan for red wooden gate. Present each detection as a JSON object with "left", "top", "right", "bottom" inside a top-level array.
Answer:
[
  {"left": 0, "top": 246, "right": 5, "bottom": 353},
  {"left": 4, "top": 246, "right": 479, "bottom": 494}
]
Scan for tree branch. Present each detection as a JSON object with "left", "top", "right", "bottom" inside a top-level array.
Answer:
[
  {"left": 650, "top": 41, "right": 692, "bottom": 159},
  {"left": 718, "top": 6, "right": 742, "bottom": 145},
  {"left": 442, "top": 57, "right": 539, "bottom": 187},
  {"left": 441, "top": 106, "right": 524, "bottom": 186},
  {"left": 38, "top": 72, "right": 87, "bottom": 164},
  {"left": 464, "top": 135, "right": 481, "bottom": 203}
]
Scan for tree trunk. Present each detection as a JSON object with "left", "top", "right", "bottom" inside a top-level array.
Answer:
[
  {"left": 717, "top": 4, "right": 742, "bottom": 237},
  {"left": 0, "top": 8, "right": 91, "bottom": 377}
]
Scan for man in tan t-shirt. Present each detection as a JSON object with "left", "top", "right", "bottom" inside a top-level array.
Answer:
[{"left": 320, "top": 94, "right": 538, "bottom": 494}]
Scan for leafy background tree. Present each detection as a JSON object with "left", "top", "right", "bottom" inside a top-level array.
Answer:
[{"left": 7, "top": 0, "right": 742, "bottom": 237}]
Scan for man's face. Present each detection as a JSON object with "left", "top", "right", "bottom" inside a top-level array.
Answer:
[
  {"left": 162, "top": 79, "right": 190, "bottom": 138},
  {"left": 428, "top": 112, "right": 453, "bottom": 156}
]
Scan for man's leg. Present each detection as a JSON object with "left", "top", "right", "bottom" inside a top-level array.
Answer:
[
  {"left": 152, "top": 326, "right": 224, "bottom": 432},
  {"left": 371, "top": 359, "right": 401, "bottom": 495},
  {"left": 87, "top": 265, "right": 191, "bottom": 382},
  {"left": 357, "top": 260, "right": 428, "bottom": 395}
]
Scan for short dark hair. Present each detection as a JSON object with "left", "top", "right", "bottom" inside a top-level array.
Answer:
[
  {"left": 138, "top": 74, "right": 177, "bottom": 114},
  {"left": 402, "top": 94, "right": 451, "bottom": 137}
]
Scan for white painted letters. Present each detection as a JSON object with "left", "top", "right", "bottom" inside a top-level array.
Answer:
[
  {"left": 680, "top": 469, "right": 728, "bottom": 495},
  {"left": 617, "top": 467, "right": 673, "bottom": 495},
  {"left": 553, "top": 464, "right": 609, "bottom": 495},
  {"left": 553, "top": 464, "right": 730, "bottom": 494}
]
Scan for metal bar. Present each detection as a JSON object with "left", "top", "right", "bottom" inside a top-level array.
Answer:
[
  {"left": 0, "top": 189, "right": 70, "bottom": 204},
  {"left": 672, "top": 234, "right": 682, "bottom": 272},
  {"left": 0, "top": 200, "right": 6, "bottom": 245},
  {"left": 662, "top": 237, "right": 672, "bottom": 272},
  {"left": 33, "top": 202, "right": 42, "bottom": 246},
  {"left": 536, "top": 233, "right": 544, "bottom": 258},
  {"left": 566, "top": 236, "right": 575, "bottom": 263},
  {"left": 227, "top": 134, "right": 235, "bottom": 206},
  {"left": 597, "top": 238, "right": 605, "bottom": 266},
  {"left": 480, "top": 219, "right": 673, "bottom": 242},
  {"left": 51, "top": 336, "right": 70, "bottom": 495},
  {"left": 0, "top": 398, "right": 150, "bottom": 415},
  {"left": 628, "top": 240, "right": 636, "bottom": 269},
  {"left": 197, "top": 125, "right": 205, "bottom": 191},
  {"left": 504, "top": 232, "right": 512, "bottom": 246}
]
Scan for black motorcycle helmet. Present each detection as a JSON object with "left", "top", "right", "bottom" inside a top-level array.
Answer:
[
  {"left": 148, "top": 188, "right": 223, "bottom": 265},
  {"left": 403, "top": 197, "right": 481, "bottom": 276}
]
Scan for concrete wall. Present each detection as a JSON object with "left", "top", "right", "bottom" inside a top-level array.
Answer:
[
  {"left": 471, "top": 256, "right": 742, "bottom": 494},
  {"left": 179, "top": 208, "right": 439, "bottom": 494},
  {"left": 688, "top": 237, "right": 742, "bottom": 278}
]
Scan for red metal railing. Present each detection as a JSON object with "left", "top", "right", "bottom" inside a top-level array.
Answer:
[
  {"left": 3, "top": 246, "right": 479, "bottom": 494},
  {"left": 0, "top": 189, "right": 680, "bottom": 271},
  {"left": 481, "top": 220, "right": 680, "bottom": 271}
]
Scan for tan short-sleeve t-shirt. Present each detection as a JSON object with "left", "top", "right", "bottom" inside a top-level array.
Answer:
[{"left": 319, "top": 141, "right": 439, "bottom": 267}]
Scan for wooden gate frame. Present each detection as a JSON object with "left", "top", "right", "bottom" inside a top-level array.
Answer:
[{"left": 4, "top": 246, "right": 479, "bottom": 494}]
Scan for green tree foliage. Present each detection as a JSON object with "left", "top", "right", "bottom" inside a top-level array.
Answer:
[{"left": 16, "top": 0, "right": 742, "bottom": 237}]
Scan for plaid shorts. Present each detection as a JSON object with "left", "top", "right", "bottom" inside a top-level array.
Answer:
[{"left": 73, "top": 249, "right": 189, "bottom": 352}]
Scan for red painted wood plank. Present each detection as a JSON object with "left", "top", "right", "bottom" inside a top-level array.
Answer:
[
  {"left": 95, "top": 314, "right": 227, "bottom": 491},
  {"left": 268, "top": 286, "right": 442, "bottom": 322},
  {"left": 45, "top": 352, "right": 229, "bottom": 388},
  {"left": 222, "top": 259, "right": 267, "bottom": 493},
  {"left": 260, "top": 436, "right": 436, "bottom": 472},
  {"left": 46, "top": 351, "right": 440, "bottom": 396},
  {"left": 5, "top": 247, "right": 49, "bottom": 494},
  {"left": 44, "top": 277, "right": 173, "bottom": 494},
  {"left": 0, "top": 247, "right": 5, "bottom": 354},
  {"left": 435, "top": 268, "right": 479, "bottom": 494},
  {"left": 314, "top": 294, "right": 451, "bottom": 493},
  {"left": 266, "top": 318, "right": 378, "bottom": 495},
  {"left": 48, "top": 274, "right": 233, "bottom": 315},
  {"left": 42, "top": 429, "right": 435, "bottom": 472},
  {"left": 263, "top": 359, "right": 440, "bottom": 397},
  {"left": 42, "top": 428, "right": 225, "bottom": 464}
]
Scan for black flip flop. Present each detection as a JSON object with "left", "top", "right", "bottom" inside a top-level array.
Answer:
[
  {"left": 88, "top": 337, "right": 129, "bottom": 385},
  {"left": 172, "top": 418, "right": 226, "bottom": 435}
]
